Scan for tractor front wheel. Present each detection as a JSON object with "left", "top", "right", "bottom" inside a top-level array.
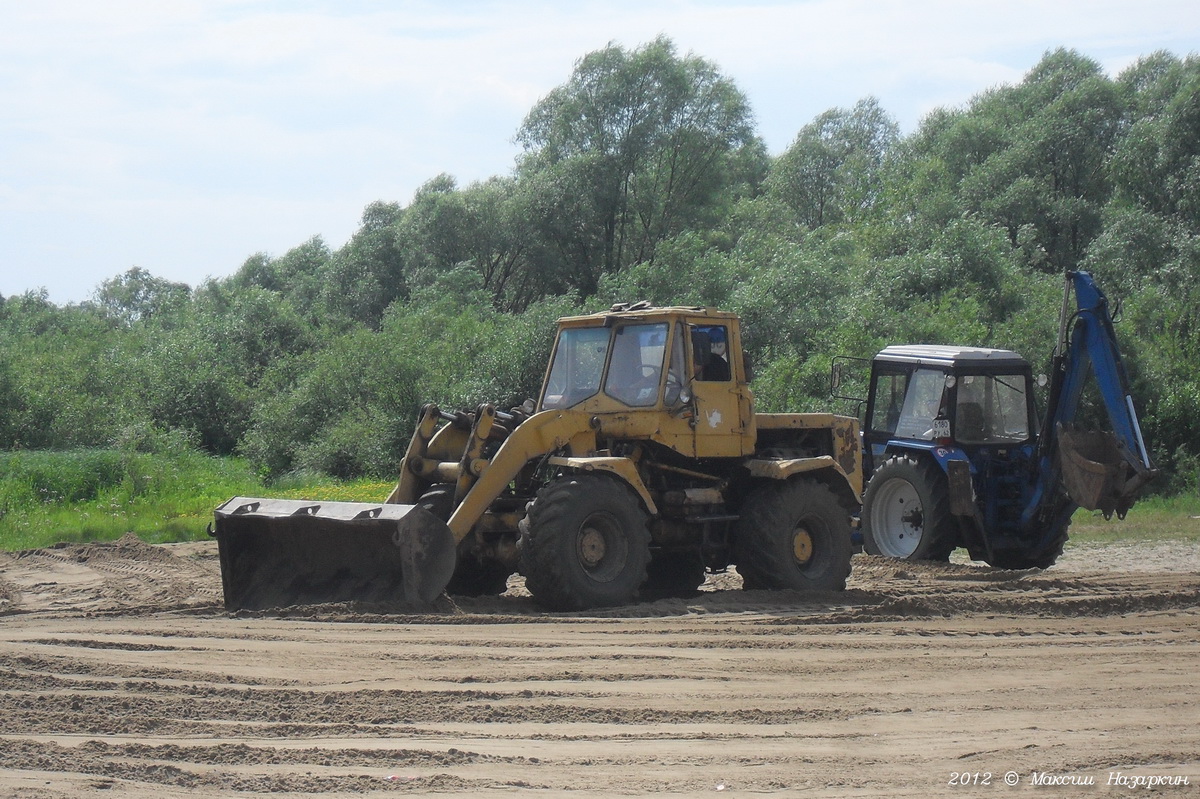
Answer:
[{"left": 519, "top": 474, "right": 651, "bottom": 611}]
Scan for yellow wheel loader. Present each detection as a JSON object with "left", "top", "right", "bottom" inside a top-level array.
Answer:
[{"left": 212, "top": 304, "right": 863, "bottom": 612}]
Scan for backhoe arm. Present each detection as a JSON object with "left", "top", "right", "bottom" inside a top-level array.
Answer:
[{"left": 1037, "top": 271, "right": 1155, "bottom": 517}]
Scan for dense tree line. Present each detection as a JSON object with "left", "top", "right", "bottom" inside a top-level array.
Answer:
[{"left": 1, "top": 39, "right": 1197, "bottom": 492}]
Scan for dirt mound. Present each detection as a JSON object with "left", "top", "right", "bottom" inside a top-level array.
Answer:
[{"left": 0, "top": 534, "right": 222, "bottom": 616}]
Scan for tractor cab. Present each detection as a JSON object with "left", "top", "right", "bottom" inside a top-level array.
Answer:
[
  {"left": 537, "top": 306, "right": 754, "bottom": 459},
  {"left": 863, "top": 345, "right": 1037, "bottom": 476}
]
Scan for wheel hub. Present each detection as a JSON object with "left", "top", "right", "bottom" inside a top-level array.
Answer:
[
  {"left": 578, "top": 526, "right": 608, "bottom": 567},
  {"left": 792, "top": 527, "right": 814, "bottom": 566},
  {"left": 869, "top": 477, "right": 925, "bottom": 559}
]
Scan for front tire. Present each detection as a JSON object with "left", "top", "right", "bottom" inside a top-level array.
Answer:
[
  {"left": 862, "top": 456, "right": 958, "bottom": 561},
  {"left": 519, "top": 475, "right": 651, "bottom": 611},
  {"left": 735, "top": 479, "right": 853, "bottom": 592}
]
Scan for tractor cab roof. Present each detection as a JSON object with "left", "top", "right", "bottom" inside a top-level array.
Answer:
[
  {"left": 557, "top": 304, "right": 739, "bottom": 328},
  {"left": 874, "top": 344, "right": 1030, "bottom": 371}
]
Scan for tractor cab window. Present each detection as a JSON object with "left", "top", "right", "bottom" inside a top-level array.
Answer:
[
  {"left": 870, "top": 367, "right": 946, "bottom": 439},
  {"left": 690, "top": 325, "right": 731, "bottom": 382},
  {"left": 892, "top": 369, "right": 945, "bottom": 439},
  {"left": 541, "top": 326, "right": 610, "bottom": 410},
  {"left": 604, "top": 323, "right": 669, "bottom": 407},
  {"left": 955, "top": 373, "right": 1031, "bottom": 444},
  {"left": 869, "top": 370, "right": 909, "bottom": 434}
]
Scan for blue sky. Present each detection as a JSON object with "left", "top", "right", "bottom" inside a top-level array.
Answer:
[{"left": 2, "top": 0, "right": 1197, "bottom": 304}]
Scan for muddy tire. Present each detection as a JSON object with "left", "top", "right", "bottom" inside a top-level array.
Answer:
[
  {"left": 418, "top": 484, "right": 510, "bottom": 597},
  {"left": 416, "top": 484, "right": 454, "bottom": 518},
  {"left": 987, "top": 522, "right": 1070, "bottom": 570},
  {"left": 862, "top": 456, "right": 958, "bottom": 561},
  {"left": 735, "top": 479, "right": 853, "bottom": 592},
  {"left": 519, "top": 474, "right": 651, "bottom": 611}
]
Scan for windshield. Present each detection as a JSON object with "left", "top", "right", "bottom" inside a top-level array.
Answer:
[
  {"left": 955, "top": 373, "right": 1031, "bottom": 444},
  {"left": 605, "top": 323, "right": 669, "bottom": 406},
  {"left": 541, "top": 326, "right": 610, "bottom": 410}
]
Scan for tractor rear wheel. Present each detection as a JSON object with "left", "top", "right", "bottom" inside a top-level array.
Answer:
[
  {"left": 735, "top": 478, "right": 853, "bottom": 592},
  {"left": 519, "top": 474, "right": 651, "bottom": 611},
  {"left": 987, "top": 522, "right": 1070, "bottom": 569},
  {"left": 862, "top": 456, "right": 958, "bottom": 561}
]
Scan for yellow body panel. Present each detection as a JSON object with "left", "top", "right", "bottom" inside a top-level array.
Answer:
[{"left": 546, "top": 455, "right": 659, "bottom": 515}]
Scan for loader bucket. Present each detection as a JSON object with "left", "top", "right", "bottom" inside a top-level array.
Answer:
[
  {"left": 1056, "top": 429, "right": 1148, "bottom": 518},
  {"left": 211, "top": 497, "right": 457, "bottom": 611}
]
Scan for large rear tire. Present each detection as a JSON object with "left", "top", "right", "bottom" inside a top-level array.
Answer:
[
  {"left": 987, "top": 522, "right": 1069, "bottom": 569},
  {"left": 520, "top": 474, "right": 651, "bottom": 611},
  {"left": 735, "top": 479, "right": 853, "bottom": 592},
  {"left": 862, "top": 456, "right": 957, "bottom": 561}
]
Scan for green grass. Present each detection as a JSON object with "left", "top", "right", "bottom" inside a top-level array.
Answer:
[
  {"left": 2, "top": 448, "right": 1196, "bottom": 553},
  {"left": 0, "top": 448, "right": 397, "bottom": 552},
  {"left": 1068, "top": 494, "right": 1200, "bottom": 544}
]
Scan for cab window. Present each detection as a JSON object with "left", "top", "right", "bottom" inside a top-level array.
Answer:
[
  {"left": 872, "top": 368, "right": 948, "bottom": 440},
  {"left": 541, "top": 326, "right": 610, "bottom": 409},
  {"left": 894, "top": 369, "right": 947, "bottom": 439},
  {"left": 604, "top": 323, "right": 669, "bottom": 407},
  {"left": 869, "top": 369, "right": 909, "bottom": 434},
  {"left": 690, "top": 325, "right": 731, "bottom": 382},
  {"left": 956, "top": 374, "right": 1031, "bottom": 444}
]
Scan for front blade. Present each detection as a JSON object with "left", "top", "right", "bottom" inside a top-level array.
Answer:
[{"left": 212, "top": 497, "right": 457, "bottom": 611}]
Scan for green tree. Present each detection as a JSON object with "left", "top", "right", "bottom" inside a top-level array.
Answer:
[
  {"left": 395, "top": 176, "right": 538, "bottom": 311},
  {"left": 94, "top": 267, "right": 191, "bottom": 325},
  {"left": 767, "top": 97, "right": 899, "bottom": 228},
  {"left": 315, "top": 201, "right": 409, "bottom": 329},
  {"left": 972, "top": 51, "right": 1122, "bottom": 270},
  {"left": 1110, "top": 54, "right": 1200, "bottom": 228},
  {"left": 516, "top": 36, "right": 763, "bottom": 295}
]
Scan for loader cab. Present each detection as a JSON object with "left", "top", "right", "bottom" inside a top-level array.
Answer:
[
  {"left": 539, "top": 321, "right": 675, "bottom": 411},
  {"left": 863, "top": 345, "right": 1037, "bottom": 476},
  {"left": 538, "top": 307, "right": 753, "bottom": 458}
]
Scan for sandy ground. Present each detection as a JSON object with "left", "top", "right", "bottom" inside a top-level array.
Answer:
[{"left": 1, "top": 533, "right": 1198, "bottom": 797}]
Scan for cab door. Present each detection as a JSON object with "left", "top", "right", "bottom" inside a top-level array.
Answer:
[{"left": 689, "top": 323, "right": 750, "bottom": 457}]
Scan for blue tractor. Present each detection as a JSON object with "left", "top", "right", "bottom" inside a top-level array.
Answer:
[{"left": 846, "top": 271, "right": 1156, "bottom": 568}]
